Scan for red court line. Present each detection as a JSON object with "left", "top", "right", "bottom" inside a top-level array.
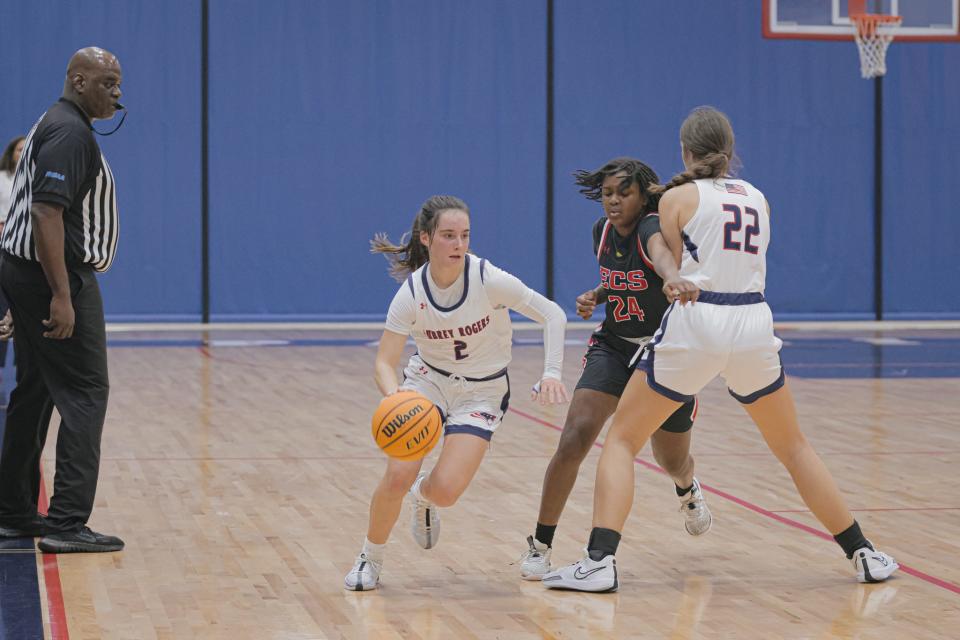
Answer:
[
  {"left": 38, "top": 476, "right": 70, "bottom": 640},
  {"left": 509, "top": 407, "right": 960, "bottom": 597},
  {"left": 773, "top": 507, "right": 960, "bottom": 513},
  {"left": 691, "top": 450, "right": 960, "bottom": 457},
  {"left": 787, "top": 361, "right": 960, "bottom": 369}
]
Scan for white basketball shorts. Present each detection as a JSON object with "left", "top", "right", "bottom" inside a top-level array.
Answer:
[
  {"left": 636, "top": 293, "right": 784, "bottom": 404},
  {"left": 399, "top": 354, "right": 511, "bottom": 441}
]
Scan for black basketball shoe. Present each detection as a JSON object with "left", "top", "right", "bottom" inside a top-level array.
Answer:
[{"left": 38, "top": 526, "right": 124, "bottom": 553}]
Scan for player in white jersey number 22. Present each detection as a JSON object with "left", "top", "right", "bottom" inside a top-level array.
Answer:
[
  {"left": 545, "top": 107, "right": 897, "bottom": 593},
  {"left": 345, "top": 195, "right": 569, "bottom": 591}
]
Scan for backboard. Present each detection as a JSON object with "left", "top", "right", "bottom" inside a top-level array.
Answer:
[{"left": 763, "top": 0, "right": 960, "bottom": 41}]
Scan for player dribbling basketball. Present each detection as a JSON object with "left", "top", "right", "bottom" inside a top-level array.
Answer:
[{"left": 344, "top": 195, "right": 569, "bottom": 591}]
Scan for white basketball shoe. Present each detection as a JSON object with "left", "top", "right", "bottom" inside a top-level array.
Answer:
[
  {"left": 409, "top": 471, "right": 440, "bottom": 549},
  {"left": 679, "top": 477, "right": 712, "bottom": 536},
  {"left": 851, "top": 545, "right": 899, "bottom": 583},
  {"left": 519, "top": 535, "right": 552, "bottom": 580},
  {"left": 542, "top": 553, "right": 618, "bottom": 592},
  {"left": 344, "top": 553, "right": 383, "bottom": 591}
]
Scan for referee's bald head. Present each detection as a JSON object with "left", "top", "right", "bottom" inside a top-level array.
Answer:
[{"left": 63, "top": 47, "right": 122, "bottom": 122}]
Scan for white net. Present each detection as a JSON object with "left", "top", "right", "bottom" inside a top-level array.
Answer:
[{"left": 852, "top": 16, "right": 902, "bottom": 79}]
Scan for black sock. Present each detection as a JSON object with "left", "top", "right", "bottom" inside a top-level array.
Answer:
[
  {"left": 675, "top": 483, "right": 693, "bottom": 497},
  {"left": 587, "top": 527, "right": 621, "bottom": 561},
  {"left": 534, "top": 523, "right": 556, "bottom": 548},
  {"left": 833, "top": 521, "right": 873, "bottom": 558}
]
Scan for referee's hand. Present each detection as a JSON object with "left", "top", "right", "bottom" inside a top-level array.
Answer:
[
  {"left": 0, "top": 310, "right": 12, "bottom": 341},
  {"left": 43, "top": 294, "right": 75, "bottom": 339}
]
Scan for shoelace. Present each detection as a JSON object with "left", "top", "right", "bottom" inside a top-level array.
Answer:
[
  {"left": 516, "top": 536, "right": 544, "bottom": 563},
  {"left": 526, "top": 537, "right": 542, "bottom": 558},
  {"left": 679, "top": 488, "right": 703, "bottom": 512},
  {"left": 356, "top": 553, "right": 382, "bottom": 569}
]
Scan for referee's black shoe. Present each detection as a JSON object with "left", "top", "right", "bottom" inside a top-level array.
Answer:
[
  {"left": 0, "top": 515, "right": 54, "bottom": 538},
  {"left": 38, "top": 527, "right": 124, "bottom": 553}
]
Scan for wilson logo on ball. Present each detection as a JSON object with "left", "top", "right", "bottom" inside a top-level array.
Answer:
[{"left": 381, "top": 405, "right": 423, "bottom": 438}]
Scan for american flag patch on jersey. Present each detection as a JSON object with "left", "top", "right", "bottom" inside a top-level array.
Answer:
[{"left": 724, "top": 182, "right": 747, "bottom": 196}]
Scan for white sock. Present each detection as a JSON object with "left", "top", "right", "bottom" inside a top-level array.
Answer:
[
  {"left": 362, "top": 538, "right": 385, "bottom": 563},
  {"left": 411, "top": 473, "right": 430, "bottom": 503}
]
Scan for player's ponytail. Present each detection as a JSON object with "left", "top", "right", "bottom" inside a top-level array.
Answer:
[
  {"left": 650, "top": 106, "right": 740, "bottom": 194},
  {"left": 371, "top": 195, "right": 470, "bottom": 282}
]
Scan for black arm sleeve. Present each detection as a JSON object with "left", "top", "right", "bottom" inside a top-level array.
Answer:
[
  {"left": 637, "top": 214, "right": 663, "bottom": 256},
  {"left": 31, "top": 124, "right": 95, "bottom": 210}
]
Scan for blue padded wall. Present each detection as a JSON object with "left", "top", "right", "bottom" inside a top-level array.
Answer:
[
  {"left": 1, "top": 1, "right": 956, "bottom": 320},
  {"left": 207, "top": 0, "right": 546, "bottom": 320},
  {"left": 883, "top": 43, "right": 960, "bottom": 318},
  {"left": 552, "top": 0, "right": 877, "bottom": 321},
  {"left": 0, "top": 1, "right": 202, "bottom": 321}
]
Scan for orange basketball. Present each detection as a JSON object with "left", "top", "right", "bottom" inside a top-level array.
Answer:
[{"left": 371, "top": 391, "right": 442, "bottom": 460}]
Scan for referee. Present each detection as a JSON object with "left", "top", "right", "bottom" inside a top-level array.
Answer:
[{"left": 0, "top": 48, "right": 124, "bottom": 553}]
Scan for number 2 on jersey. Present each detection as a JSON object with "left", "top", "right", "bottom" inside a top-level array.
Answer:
[
  {"left": 453, "top": 340, "right": 468, "bottom": 360},
  {"left": 722, "top": 204, "right": 760, "bottom": 254}
]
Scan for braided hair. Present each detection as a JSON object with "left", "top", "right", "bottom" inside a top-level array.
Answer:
[
  {"left": 370, "top": 195, "right": 470, "bottom": 282},
  {"left": 650, "top": 106, "right": 740, "bottom": 194},
  {"left": 573, "top": 157, "right": 661, "bottom": 215}
]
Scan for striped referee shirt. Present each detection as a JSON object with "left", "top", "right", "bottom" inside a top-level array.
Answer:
[{"left": 1, "top": 98, "right": 119, "bottom": 272}]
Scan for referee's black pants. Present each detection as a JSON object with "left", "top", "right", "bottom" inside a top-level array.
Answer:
[{"left": 0, "top": 253, "right": 109, "bottom": 532}]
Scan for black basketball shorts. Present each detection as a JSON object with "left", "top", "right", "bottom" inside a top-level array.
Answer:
[{"left": 575, "top": 330, "right": 695, "bottom": 434}]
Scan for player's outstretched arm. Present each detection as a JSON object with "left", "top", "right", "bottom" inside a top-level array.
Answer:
[
  {"left": 657, "top": 185, "right": 701, "bottom": 305},
  {"left": 646, "top": 233, "right": 699, "bottom": 305},
  {"left": 517, "top": 292, "right": 570, "bottom": 406},
  {"left": 481, "top": 262, "right": 570, "bottom": 405}
]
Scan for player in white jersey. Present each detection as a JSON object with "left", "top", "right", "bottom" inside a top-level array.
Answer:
[
  {"left": 344, "top": 195, "right": 569, "bottom": 591},
  {"left": 545, "top": 107, "right": 897, "bottom": 593}
]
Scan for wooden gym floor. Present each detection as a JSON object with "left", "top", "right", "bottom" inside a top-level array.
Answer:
[{"left": 1, "top": 324, "right": 959, "bottom": 639}]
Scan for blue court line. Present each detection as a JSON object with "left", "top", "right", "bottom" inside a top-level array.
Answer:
[
  {"left": 104, "top": 336, "right": 960, "bottom": 349},
  {"left": 107, "top": 338, "right": 366, "bottom": 347},
  {"left": 0, "top": 405, "right": 45, "bottom": 640},
  {"left": 0, "top": 538, "right": 43, "bottom": 640},
  {"left": 102, "top": 336, "right": 960, "bottom": 379}
]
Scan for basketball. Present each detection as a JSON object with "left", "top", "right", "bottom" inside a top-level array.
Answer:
[{"left": 371, "top": 391, "right": 442, "bottom": 460}]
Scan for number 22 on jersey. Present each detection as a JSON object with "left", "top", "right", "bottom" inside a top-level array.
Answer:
[{"left": 722, "top": 204, "right": 760, "bottom": 254}]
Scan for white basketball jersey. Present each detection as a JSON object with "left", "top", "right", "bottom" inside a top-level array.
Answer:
[
  {"left": 679, "top": 178, "right": 769, "bottom": 293},
  {"left": 406, "top": 255, "right": 513, "bottom": 377}
]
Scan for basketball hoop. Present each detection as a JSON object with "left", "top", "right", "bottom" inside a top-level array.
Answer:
[{"left": 851, "top": 12, "right": 902, "bottom": 78}]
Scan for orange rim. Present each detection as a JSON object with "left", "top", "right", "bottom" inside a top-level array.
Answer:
[{"left": 851, "top": 14, "right": 902, "bottom": 38}]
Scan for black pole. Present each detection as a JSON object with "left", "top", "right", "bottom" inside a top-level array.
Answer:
[
  {"left": 873, "top": 75, "right": 883, "bottom": 321},
  {"left": 201, "top": 0, "right": 210, "bottom": 323},
  {"left": 545, "top": 0, "right": 555, "bottom": 299}
]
